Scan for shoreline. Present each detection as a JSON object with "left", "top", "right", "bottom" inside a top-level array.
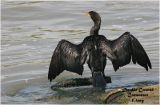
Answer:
[{"left": 47, "top": 80, "right": 159, "bottom": 104}]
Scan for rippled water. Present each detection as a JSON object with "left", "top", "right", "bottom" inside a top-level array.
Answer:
[{"left": 1, "top": 1, "right": 159, "bottom": 104}]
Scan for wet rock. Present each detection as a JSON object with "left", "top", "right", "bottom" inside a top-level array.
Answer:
[{"left": 51, "top": 76, "right": 111, "bottom": 90}]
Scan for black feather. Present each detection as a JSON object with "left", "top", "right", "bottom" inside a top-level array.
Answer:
[{"left": 101, "top": 32, "right": 152, "bottom": 72}]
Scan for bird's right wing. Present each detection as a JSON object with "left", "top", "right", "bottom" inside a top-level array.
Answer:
[
  {"left": 48, "top": 40, "right": 86, "bottom": 82},
  {"left": 100, "top": 32, "right": 151, "bottom": 71}
]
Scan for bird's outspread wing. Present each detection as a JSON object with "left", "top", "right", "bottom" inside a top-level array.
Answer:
[
  {"left": 48, "top": 40, "right": 86, "bottom": 82},
  {"left": 102, "top": 32, "right": 152, "bottom": 71}
]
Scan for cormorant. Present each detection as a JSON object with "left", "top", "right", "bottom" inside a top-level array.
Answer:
[{"left": 48, "top": 11, "right": 151, "bottom": 89}]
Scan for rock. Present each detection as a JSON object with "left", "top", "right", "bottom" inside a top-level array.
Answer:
[
  {"left": 102, "top": 85, "right": 159, "bottom": 104},
  {"left": 51, "top": 76, "right": 111, "bottom": 90}
]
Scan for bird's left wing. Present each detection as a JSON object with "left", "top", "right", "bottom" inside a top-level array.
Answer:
[{"left": 48, "top": 40, "right": 88, "bottom": 82}]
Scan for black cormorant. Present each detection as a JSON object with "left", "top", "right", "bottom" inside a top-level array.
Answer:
[{"left": 48, "top": 11, "right": 151, "bottom": 89}]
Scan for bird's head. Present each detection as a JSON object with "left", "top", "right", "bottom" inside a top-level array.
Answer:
[
  {"left": 86, "top": 11, "right": 101, "bottom": 35},
  {"left": 86, "top": 11, "right": 101, "bottom": 24}
]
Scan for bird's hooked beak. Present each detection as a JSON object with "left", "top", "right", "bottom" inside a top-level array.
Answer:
[{"left": 85, "top": 12, "right": 90, "bottom": 17}]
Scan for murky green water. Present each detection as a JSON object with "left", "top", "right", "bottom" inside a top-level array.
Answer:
[{"left": 1, "top": 1, "right": 159, "bottom": 104}]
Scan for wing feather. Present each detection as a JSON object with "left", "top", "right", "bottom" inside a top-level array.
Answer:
[
  {"left": 130, "top": 35, "right": 152, "bottom": 70},
  {"left": 102, "top": 32, "right": 152, "bottom": 71},
  {"left": 48, "top": 40, "right": 85, "bottom": 82}
]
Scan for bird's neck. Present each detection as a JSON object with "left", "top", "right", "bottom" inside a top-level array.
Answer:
[{"left": 90, "top": 20, "right": 101, "bottom": 35}]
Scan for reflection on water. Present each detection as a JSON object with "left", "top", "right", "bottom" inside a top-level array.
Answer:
[{"left": 1, "top": 1, "right": 159, "bottom": 104}]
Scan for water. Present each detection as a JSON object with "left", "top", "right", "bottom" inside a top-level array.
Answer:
[{"left": 1, "top": 1, "right": 159, "bottom": 104}]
